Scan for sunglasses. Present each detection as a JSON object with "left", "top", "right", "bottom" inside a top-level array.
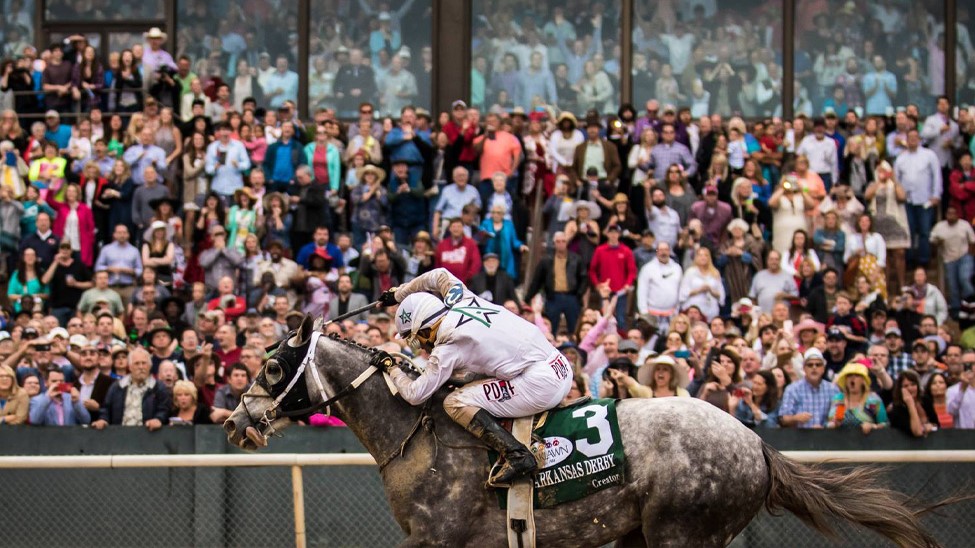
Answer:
[
  {"left": 360, "top": 110, "right": 373, "bottom": 115},
  {"left": 804, "top": 362, "right": 825, "bottom": 368}
]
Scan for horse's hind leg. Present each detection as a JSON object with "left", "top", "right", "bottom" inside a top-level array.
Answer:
[{"left": 613, "top": 527, "right": 648, "bottom": 548}]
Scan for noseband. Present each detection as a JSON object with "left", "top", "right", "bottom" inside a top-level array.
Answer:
[{"left": 243, "top": 330, "right": 397, "bottom": 434}]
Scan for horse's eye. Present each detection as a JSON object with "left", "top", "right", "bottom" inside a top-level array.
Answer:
[{"left": 265, "top": 362, "right": 284, "bottom": 385}]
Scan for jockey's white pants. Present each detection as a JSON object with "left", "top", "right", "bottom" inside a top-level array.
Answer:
[{"left": 444, "top": 351, "right": 573, "bottom": 424}]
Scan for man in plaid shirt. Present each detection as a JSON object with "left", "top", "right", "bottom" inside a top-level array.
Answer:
[
  {"left": 884, "top": 327, "right": 915, "bottom": 378},
  {"left": 779, "top": 348, "right": 840, "bottom": 428},
  {"left": 649, "top": 123, "right": 697, "bottom": 180}
]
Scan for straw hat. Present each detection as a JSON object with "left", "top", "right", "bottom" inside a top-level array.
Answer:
[
  {"left": 835, "top": 361, "right": 871, "bottom": 392},
  {"left": 357, "top": 164, "right": 386, "bottom": 184},
  {"left": 144, "top": 27, "right": 167, "bottom": 40},
  {"left": 233, "top": 187, "right": 256, "bottom": 205},
  {"left": 612, "top": 193, "right": 629, "bottom": 205},
  {"left": 637, "top": 355, "right": 689, "bottom": 389},
  {"left": 556, "top": 112, "right": 578, "bottom": 127}
]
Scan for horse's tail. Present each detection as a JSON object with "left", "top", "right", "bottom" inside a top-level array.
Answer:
[{"left": 761, "top": 442, "right": 941, "bottom": 548}]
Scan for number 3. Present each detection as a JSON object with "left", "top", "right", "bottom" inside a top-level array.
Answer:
[{"left": 572, "top": 405, "right": 612, "bottom": 457}]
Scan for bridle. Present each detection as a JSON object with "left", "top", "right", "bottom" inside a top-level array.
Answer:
[{"left": 242, "top": 330, "right": 398, "bottom": 435}]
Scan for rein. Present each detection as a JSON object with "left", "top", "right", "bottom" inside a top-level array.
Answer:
[{"left": 248, "top": 329, "right": 487, "bottom": 471}]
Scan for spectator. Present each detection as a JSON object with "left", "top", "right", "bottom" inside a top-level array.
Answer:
[
  {"left": 169, "top": 380, "right": 211, "bottom": 426},
  {"left": 887, "top": 370, "right": 937, "bottom": 437},
  {"left": 690, "top": 184, "right": 732, "bottom": 244},
  {"left": 906, "top": 267, "right": 949, "bottom": 327},
  {"left": 328, "top": 274, "right": 369, "bottom": 323},
  {"left": 207, "top": 276, "right": 247, "bottom": 323},
  {"left": 91, "top": 348, "right": 171, "bottom": 430},
  {"left": 210, "top": 363, "right": 251, "bottom": 423},
  {"left": 645, "top": 186, "right": 681, "bottom": 250},
  {"left": 432, "top": 167, "right": 481, "bottom": 239},
  {"left": 254, "top": 240, "right": 300, "bottom": 293},
  {"left": 0, "top": 363, "right": 28, "bottom": 425},
  {"left": 264, "top": 55, "right": 299, "bottom": 109},
  {"left": 827, "top": 361, "right": 888, "bottom": 434},
  {"left": 735, "top": 370, "right": 781, "bottom": 428},
  {"left": 435, "top": 218, "right": 481, "bottom": 284},
  {"left": 946, "top": 350, "right": 975, "bottom": 429},
  {"left": 893, "top": 129, "right": 942, "bottom": 266},
  {"left": 525, "top": 231, "right": 587, "bottom": 335},
  {"left": 264, "top": 121, "right": 305, "bottom": 192},
  {"left": 205, "top": 122, "right": 251, "bottom": 199},
  {"left": 779, "top": 348, "right": 840, "bottom": 428},
  {"left": 696, "top": 346, "right": 742, "bottom": 414},
  {"left": 637, "top": 241, "right": 682, "bottom": 333},
  {"left": 649, "top": 123, "right": 696, "bottom": 181},
  {"left": 572, "top": 113, "right": 621, "bottom": 190},
  {"left": 468, "top": 252, "right": 518, "bottom": 306},
  {"left": 748, "top": 250, "right": 798, "bottom": 315},
  {"left": 930, "top": 206, "right": 975, "bottom": 319},
  {"left": 122, "top": 127, "right": 168, "bottom": 186},
  {"left": 923, "top": 371, "right": 953, "bottom": 430},
  {"left": 479, "top": 204, "right": 526, "bottom": 281},
  {"left": 590, "top": 224, "right": 637, "bottom": 327},
  {"left": 93, "top": 224, "right": 142, "bottom": 305},
  {"left": 296, "top": 226, "right": 343, "bottom": 271},
  {"left": 42, "top": 240, "right": 93, "bottom": 325},
  {"left": 198, "top": 226, "right": 243, "bottom": 291},
  {"left": 29, "top": 366, "right": 91, "bottom": 426}
]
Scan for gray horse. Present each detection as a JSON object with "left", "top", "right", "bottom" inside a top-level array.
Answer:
[{"left": 225, "top": 316, "right": 940, "bottom": 547}]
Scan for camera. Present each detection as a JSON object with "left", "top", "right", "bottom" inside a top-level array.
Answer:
[
  {"left": 58, "top": 382, "right": 73, "bottom": 393},
  {"left": 35, "top": 344, "right": 51, "bottom": 352}
]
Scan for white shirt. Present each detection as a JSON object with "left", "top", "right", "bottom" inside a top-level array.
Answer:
[
  {"left": 637, "top": 258, "right": 683, "bottom": 314},
  {"left": 796, "top": 135, "right": 838, "bottom": 181}
]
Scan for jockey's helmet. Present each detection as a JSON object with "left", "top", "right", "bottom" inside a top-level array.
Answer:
[{"left": 395, "top": 292, "right": 450, "bottom": 351}]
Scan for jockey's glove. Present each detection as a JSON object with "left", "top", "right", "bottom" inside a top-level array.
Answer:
[{"left": 378, "top": 287, "right": 400, "bottom": 307}]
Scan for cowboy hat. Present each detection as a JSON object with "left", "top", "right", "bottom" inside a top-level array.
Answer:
[
  {"left": 792, "top": 318, "right": 825, "bottom": 338},
  {"left": 413, "top": 230, "right": 433, "bottom": 246},
  {"left": 612, "top": 193, "right": 629, "bottom": 205},
  {"left": 556, "top": 112, "right": 578, "bottom": 126},
  {"left": 148, "top": 196, "right": 179, "bottom": 211},
  {"left": 144, "top": 27, "right": 167, "bottom": 40},
  {"left": 149, "top": 220, "right": 168, "bottom": 233},
  {"left": 569, "top": 200, "right": 601, "bottom": 220},
  {"left": 835, "top": 361, "right": 871, "bottom": 392},
  {"left": 510, "top": 106, "right": 528, "bottom": 119},
  {"left": 357, "top": 164, "right": 386, "bottom": 184},
  {"left": 637, "top": 355, "right": 689, "bottom": 389}
]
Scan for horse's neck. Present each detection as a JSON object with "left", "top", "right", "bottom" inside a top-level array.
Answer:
[{"left": 317, "top": 341, "right": 423, "bottom": 462}]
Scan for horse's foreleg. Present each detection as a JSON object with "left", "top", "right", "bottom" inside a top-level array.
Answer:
[{"left": 614, "top": 527, "right": 649, "bottom": 548}]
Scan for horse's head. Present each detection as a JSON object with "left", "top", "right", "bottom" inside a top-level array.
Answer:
[{"left": 225, "top": 314, "right": 319, "bottom": 450}]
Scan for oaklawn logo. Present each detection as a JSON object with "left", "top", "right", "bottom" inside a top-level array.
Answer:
[{"left": 541, "top": 436, "right": 573, "bottom": 469}]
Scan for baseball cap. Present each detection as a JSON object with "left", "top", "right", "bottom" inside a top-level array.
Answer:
[
  {"left": 618, "top": 340, "right": 640, "bottom": 353},
  {"left": 483, "top": 252, "right": 499, "bottom": 261},
  {"left": 69, "top": 334, "right": 89, "bottom": 348},
  {"left": 47, "top": 327, "right": 69, "bottom": 341},
  {"left": 44, "top": 109, "right": 60, "bottom": 119},
  {"left": 22, "top": 327, "right": 39, "bottom": 340},
  {"left": 884, "top": 327, "right": 902, "bottom": 337},
  {"left": 826, "top": 327, "right": 845, "bottom": 341},
  {"left": 451, "top": 100, "right": 467, "bottom": 110},
  {"left": 704, "top": 184, "right": 718, "bottom": 195},
  {"left": 0, "top": 331, "right": 10, "bottom": 342},
  {"left": 605, "top": 223, "right": 622, "bottom": 232},
  {"left": 803, "top": 348, "right": 825, "bottom": 363}
]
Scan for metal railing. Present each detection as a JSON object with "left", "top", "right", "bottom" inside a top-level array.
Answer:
[{"left": 1, "top": 451, "right": 974, "bottom": 548}]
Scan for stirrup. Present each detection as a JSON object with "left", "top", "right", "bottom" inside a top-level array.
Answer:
[{"left": 486, "top": 451, "right": 537, "bottom": 488}]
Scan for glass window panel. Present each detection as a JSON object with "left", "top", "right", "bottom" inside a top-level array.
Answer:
[
  {"left": 108, "top": 32, "right": 146, "bottom": 54},
  {"left": 631, "top": 1, "right": 783, "bottom": 119},
  {"left": 958, "top": 3, "right": 975, "bottom": 108},
  {"left": 471, "top": 0, "right": 622, "bottom": 115},
  {"left": 175, "top": 0, "right": 299, "bottom": 114},
  {"left": 45, "top": 0, "right": 163, "bottom": 21},
  {"left": 797, "top": 0, "right": 944, "bottom": 118},
  {"left": 2, "top": 0, "right": 36, "bottom": 55},
  {"left": 310, "top": 0, "right": 433, "bottom": 119}
]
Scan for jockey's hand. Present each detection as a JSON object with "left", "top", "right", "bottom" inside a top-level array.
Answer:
[{"left": 378, "top": 288, "right": 399, "bottom": 307}]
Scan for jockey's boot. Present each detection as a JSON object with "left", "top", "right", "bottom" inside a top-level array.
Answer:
[{"left": 466, "top": 410, "right": 537, "bottom": 487}]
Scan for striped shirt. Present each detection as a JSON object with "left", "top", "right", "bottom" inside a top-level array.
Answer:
[{"left": 779, "top": 378, "right": 840, "bottom": 428}]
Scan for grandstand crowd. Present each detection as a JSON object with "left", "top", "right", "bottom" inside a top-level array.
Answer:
[{"left": 2, "top": 0, "right": 975, "bottom": 438}]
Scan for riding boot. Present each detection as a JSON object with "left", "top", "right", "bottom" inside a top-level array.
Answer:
[{"left": 466, "top": 409, "right": 538, "bottom": 487}]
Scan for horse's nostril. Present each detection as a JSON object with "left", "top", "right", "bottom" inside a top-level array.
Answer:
[{"left": 224, "top": 420, "right": 237, "bottom": 435}]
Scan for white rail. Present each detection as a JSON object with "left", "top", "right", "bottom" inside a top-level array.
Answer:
[{"left": 2, "top": 450, "right": 975, "bottom": 469}]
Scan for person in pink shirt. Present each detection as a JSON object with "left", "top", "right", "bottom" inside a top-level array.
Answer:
[
  {"left": 434, "top": 218, "right": 482, "bottom": 283},
  {"left": 473, "top": 112, "right": 522, "bottom": 204}
]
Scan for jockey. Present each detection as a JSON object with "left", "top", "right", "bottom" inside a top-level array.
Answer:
[{"left": 378, "top": 268, "right": 572, "bottom": 486}]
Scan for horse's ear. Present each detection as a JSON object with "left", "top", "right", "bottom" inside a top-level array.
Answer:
[{"left": 296, "top": 314, "right": 315, "bottom": 345}]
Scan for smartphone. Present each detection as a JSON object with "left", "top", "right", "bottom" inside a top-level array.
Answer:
[
  {"left": 674, "top": 350, "right": 691, "bottom": 359},
  {"left": 732, "top": 388, "right": 745, "bottom": 398},
  {"left": 783, "top": 320, "right": 793, "bottom": 334},
  {"left": 58, "top": 382, "right": 73, "bottom": 393},
  {"left": 965, "top": 363, "right": 973, "bottom": 372},
  {"left": 5, "top": 151, "right": 16, "bottom": 167}
]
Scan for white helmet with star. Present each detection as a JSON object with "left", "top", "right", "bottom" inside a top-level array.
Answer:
[{"left": 395, "top": 292, "right": 450, "bottom": 344}]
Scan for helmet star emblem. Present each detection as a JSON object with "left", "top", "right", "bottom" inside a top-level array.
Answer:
[{"left": 399, "top": 310, "right": 412, "bottom": 324}]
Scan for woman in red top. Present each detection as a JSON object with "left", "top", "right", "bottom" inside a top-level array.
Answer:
[{"left": 922, "top": 371, "right": 954, "bottom": 430}]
